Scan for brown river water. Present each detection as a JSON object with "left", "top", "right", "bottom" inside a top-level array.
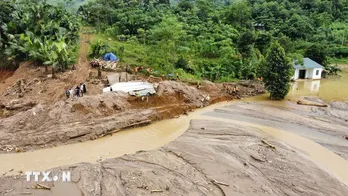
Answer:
[
  {"left": 0, "top": 70, "right": 347, "bottom": 185},
  {"left": 289, "top": 70, "right": 348, "bottom": 101}
]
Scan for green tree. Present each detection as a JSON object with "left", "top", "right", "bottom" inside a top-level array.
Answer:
[
  {"left": 237, "top": 29, "right": 255, "bottom": 61},
  {"left": 304, "top": 44, "right": 328, "bottom": 66},
  {"left": 262, "top": 41, "right": 293, "bottom": 100},
  {"left": 224, "top": 1, "right": 252, "bottom": 30},
  {"left": 2, "top": 0, "right": 79, "bottom": 71}
]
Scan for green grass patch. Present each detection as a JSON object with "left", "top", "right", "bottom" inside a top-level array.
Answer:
[{"left": 329, "top": 57, "right": 348, "bottom": 64}]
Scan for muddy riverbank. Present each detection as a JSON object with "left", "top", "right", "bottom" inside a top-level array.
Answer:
[
  {"left": 1, "top": 96, "right": 348, "bottom": 195},
  {"left": 1, "top": 116, "right": 348, "bottom": 196}
]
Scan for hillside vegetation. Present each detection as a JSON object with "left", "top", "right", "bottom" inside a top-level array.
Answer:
[
  {"left": 1, "top": 0, "right": 348, "bottom": 81},
  {"left": 47, "top": 0, "right": 91, "bottom": 12},
  {"left": 79, "top": 0, "right": 348, "bottom": 81},
  {"left": 0, "top": 0, "right": 80, "bottom": 74}
]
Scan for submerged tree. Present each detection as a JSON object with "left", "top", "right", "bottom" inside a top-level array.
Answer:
[{"left": 262, "top": 41, "right": 293, "bottom": 100}]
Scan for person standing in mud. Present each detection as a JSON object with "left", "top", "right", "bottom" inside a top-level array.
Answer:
[
  {"left": 69, "top": 88, "right": 74, "bottom": 99},
  {"left": 80, "top": 83, "right": 84, "bottom": 97},
  {"left": 75, "top": 86, "right": 80, "bottom": 97},
  {"left": 66, "top": 88, "right": 71, "bottom": 99},
  {"left": 134, "top": 67, "right": 138, "bottom": 79},
  {"left": 82, "top": 83, "right": 87, "bottom": 94}
]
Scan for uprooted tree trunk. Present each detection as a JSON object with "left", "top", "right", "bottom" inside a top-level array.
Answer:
[
  {"left": 297, "top": 100, "right": 328, "bottom": 107},
  {"left": 98, "top": 65, "right": 102, "bottom": 79}
]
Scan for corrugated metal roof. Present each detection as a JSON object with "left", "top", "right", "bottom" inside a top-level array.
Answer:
[{"left": 293, "top": 58, "right": 324, "bottom": 69}]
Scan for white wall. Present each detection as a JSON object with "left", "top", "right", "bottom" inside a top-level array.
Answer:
[
  {"left": 293, "top": 69, "right": 299, "bottom": 80},
  {"left": 311, "top": 68, "right": 323, "bottom": 79},
  {"left": 306, "top": 69, "right": 312, "bottom": 79}
]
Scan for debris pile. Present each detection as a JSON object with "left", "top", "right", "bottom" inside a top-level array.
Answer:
[
  {"left": 2, "top": 78, "right": 40, "bottom": 97},
  {"left": 90, "top": 58, "right": 118, "bottom": 71}
]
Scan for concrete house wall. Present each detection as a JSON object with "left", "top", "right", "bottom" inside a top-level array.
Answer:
[
  {"left": 310, "top": 68, "right": 323, "bottom": 79},
  {"left": 293, "top": 68, "right": 323, "bottom": 80}
]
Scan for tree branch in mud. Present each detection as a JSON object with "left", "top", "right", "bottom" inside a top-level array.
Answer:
[
  {"left": 297, "top": 100, "right": 328, "bottom": 107},
  {"left": 151, "top": 190, "right": 163, "bottom": 193},
  {"left": 34, "top": 183, "right": 50, "bottom": 190},
  {"left": 212, "top": 179, "right": 229, "bottom": 187},
  {"left": 261, "top": 139, "right": 276, "bottom": 150}
]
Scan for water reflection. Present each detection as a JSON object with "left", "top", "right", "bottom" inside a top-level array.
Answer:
[{"left": 290, "top": 80, "right": 321, "bottom": 95}]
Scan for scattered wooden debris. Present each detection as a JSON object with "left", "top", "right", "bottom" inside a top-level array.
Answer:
[
  {"left": 90, "top": 58, "right": 118, "bottom": 71},
  {"left": 15, "top": 147, "right": 22, "bottom": 153},
  {"left": 297, "top": 100, "right": 328, "bottom": 107},
  {"left": 151, "top": 189, "right": 163, "bottom": 193},
  {"left": 19, "top": 192, "right": 31, "bottom": 195},
  {"left": 5, "top": 100, "right": 37, "bottom": 110},
  {"left": 34, "top": 183, "right": 51, "bottom": 190},
  {"left": 5, "top": 189, "right": 13, "bottom": 194},
  {"left": 261, "top": 139, "right": 276, "bottom": 150},
  {"left": 212, "top": 179, "right": 229, "bottom": 187},
  {"left": 137, "top": 185, "right": 149, "bottom": 190}
]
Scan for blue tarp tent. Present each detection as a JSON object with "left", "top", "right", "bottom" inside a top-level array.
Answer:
[{"left": 103, "top": 53, "right": 118, "bottom": 62}]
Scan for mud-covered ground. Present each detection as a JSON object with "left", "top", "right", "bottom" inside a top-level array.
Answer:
[
  {"left": 1, "top": 119, "right": 348, "bottom": 196},
  {"left": 0, "top": 63, "right": 264, "bottom": 153},
  {"left": 208, "top": 97, "right": 348, "bottom": 160}
]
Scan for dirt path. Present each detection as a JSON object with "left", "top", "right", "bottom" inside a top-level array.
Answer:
[{"left": 69, "top": 32, "right": 94, "bottom": 85}]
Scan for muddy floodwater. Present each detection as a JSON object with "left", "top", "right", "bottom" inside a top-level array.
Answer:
[
  {"left": 0, "top": 70, "right": 348, "bottom": 189},
  {"left": 289, "top": 70, "right": 348, "bottom": 101},
  {"left": 0, "top": 102, "right": 231, "bottom": 175}
]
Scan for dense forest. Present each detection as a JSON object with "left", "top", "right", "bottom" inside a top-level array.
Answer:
[
  {"left": 1, "top": 0, "right": 348, "bottom": 81},
  {"left": 79, "top": 0, "right": 348, "bottom": 81},
  {"left": 0, "top": 0, "right": 80, "bottom": 72}
]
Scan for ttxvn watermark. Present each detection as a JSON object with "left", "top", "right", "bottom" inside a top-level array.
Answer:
[{"left": 25, "top": 171, "right": 71, "bottom": 182}]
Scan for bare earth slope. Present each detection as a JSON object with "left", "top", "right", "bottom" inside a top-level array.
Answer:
[{"left": 1, "top": 119, "right": 348, "bottom": 196}]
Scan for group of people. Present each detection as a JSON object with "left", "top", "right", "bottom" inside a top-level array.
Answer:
[{"left": 66, "top": 83, "right": 87, "bottom": 99}]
